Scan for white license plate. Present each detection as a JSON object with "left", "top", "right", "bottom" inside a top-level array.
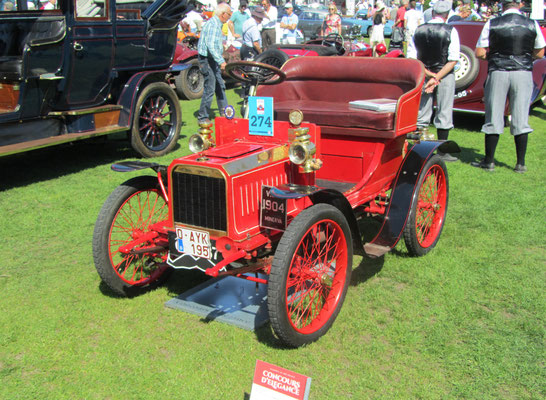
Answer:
[{"left": 175, "top": 227, "right": 211, "bottom": 259}]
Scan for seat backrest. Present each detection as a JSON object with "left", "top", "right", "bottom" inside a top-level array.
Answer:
[{"left": 259, "top": 56, "right": 424, "bottom": 103}]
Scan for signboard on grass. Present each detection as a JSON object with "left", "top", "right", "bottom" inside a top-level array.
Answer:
[{"left": 250, "top": 360, "right": 311, "bottom": 400}]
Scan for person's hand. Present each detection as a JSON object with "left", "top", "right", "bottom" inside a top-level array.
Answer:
[
  {"left": 424, "top": 76, "right": 439, "bottom": 93},
  {"left": 220, "top": 62, "right": 227, "bottom": 71}
]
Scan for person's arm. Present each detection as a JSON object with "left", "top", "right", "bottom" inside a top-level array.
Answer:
[
  {"left": 533, "top": 47, "right": 544, "bottom": 59},
  {"left": 475, "top": 47, "right": 487, "bottom": 60},
  {"left": 336, "top": 15, "right": 342, "bottom": 33},
  {"left": 228, "top": 20, "right": 240, "bottom": 38},
  {"left": 253, "top": 40, "right": 261, "bottom": 53}
]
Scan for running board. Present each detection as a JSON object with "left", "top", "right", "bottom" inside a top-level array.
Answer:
[{"left": 0, "top": 124, "right": 127, "bottom": 157}]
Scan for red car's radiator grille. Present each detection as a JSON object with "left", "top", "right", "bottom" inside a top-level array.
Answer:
[{"left": 171, "top": 170, "right": 227, "bottom": 232}]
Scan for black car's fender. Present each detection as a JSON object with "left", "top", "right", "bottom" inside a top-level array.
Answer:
[{"left": 117, "top": 70, "right": 171, "bottom": 127}]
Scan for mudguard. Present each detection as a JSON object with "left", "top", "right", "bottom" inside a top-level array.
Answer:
[
  {"left": 111, "top": 161, "right": 167, "bottom": 173},
  {"left": 117, "top": 70, "right": 170, "bottom": 127},
  {"left": 363, "top": 140, "right": 460, "bottom": 258}
]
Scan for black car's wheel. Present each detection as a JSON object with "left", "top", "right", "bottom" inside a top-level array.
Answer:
[
  {"left": 92, "top": 176, "right": 171, "bottom": 297},
  {"left": 131, "top": 82, "right": 181, "bottom": 158},
  {"left": 454, "top": 45, "right": 479, "bottom": 91},
  {"left": 403, "top": 155, "right": 449, "bottom": 257},
  {"left": 175, "top": 58, "right": 204, "bottom": 100},
  {"left": 367, "top": 26, "right": 373, "bottom": 37},
  {"left": 268, "top": 204, "right": 353, "bottom": 347},
  {"left": 255, "top": 48, "right": 290, "bottom": 70}
]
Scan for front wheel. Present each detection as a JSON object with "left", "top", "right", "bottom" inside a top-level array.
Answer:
[
  {"left": 92, "top": 176, "right": 171, "bottom": 297},
  {"left": 131, "top": 82, "right": 181, "bottom": 158},
  {"left": 268, "top": 204, "right": 353, "bottom": 347},
  {"left": 403, "top": 155, "right": 449, "bottom": 256}
]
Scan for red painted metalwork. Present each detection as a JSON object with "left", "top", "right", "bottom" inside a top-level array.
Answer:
[
  {"left": 284, "top": 218, "right": 349, "bottom": 334},
  {"left": 205, "top": 249, "right": 247, "bottom": 277},
  {"left": 107, "top": 186, "right": 170, "bottom": 286},
  {"left": 414, "top": 164, "right": 447, "bottom": 248}
]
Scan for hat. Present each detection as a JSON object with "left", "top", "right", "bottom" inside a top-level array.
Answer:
[
  {"left": 375, "top": 0, "right": 385, "bottom": 10},
  {"left": 433, "top": 0, "right": 451, "bottom": 13},
  {"left": 284, "top": 2, "right": 293, "bottom": 8},
  {"left": 252, "top": 5, "right": 266, "bottom": 18}
]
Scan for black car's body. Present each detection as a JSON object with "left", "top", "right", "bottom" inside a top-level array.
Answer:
[{"left": 0, "top": 0, "right": 189, "bottom": 157}]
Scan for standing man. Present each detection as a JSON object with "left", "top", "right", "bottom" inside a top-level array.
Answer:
[
  {"left": 394, "top": 0, "right": 408, "bottom": 46},
  {"left": 241, "top": 6, "right": 266, "bottom": 60},
  {"left": 472, "top": 0, "right": 545, "bottom": 173},
  {"left": 408, "top": 0, "right": 460, "bottom": 162},
  {"left": 404, "top": 1, "right": 423, "bottom": 43},
  {"left": 228, "top": 1, "right": 250, "bottom": 39},
  {"left": 261, "top": 0, "right": 278, "bottom": 48},
  {"left": 280, "top": 3, "right": 299, "bottom": 44},
  {"left": 197, "top": 2, "right": 232, "bottom": 125}
]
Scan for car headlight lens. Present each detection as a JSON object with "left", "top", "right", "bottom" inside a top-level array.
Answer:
[
  {"left": 189, "top": 134, "right": 209, "bottom": 153},
  {"left": 289, "top": 141, "right": 315, "bottom": 165}
]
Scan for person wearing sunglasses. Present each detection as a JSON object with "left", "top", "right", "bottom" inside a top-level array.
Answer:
[{"left": 321, "top": 3, "right": 342, "bottom": 37}]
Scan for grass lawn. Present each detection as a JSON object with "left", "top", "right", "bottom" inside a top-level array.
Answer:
[{"left": 0, "top": 89, "right": 544, "bottom": 399}]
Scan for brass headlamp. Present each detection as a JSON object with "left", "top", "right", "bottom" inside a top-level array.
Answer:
[
  {"left": 288, "top": 124, "right": 322, "bottom": 173},
  {"left": 189, "top": 120, "right": 215, "bottom": 153}
]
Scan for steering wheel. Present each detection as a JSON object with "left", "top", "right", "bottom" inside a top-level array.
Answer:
[
  {"left": 225, "top": 60, "right": 286, "bottom": 87},
  {"left": 322, "top": 33, "right": 344, "bottom": 51}
]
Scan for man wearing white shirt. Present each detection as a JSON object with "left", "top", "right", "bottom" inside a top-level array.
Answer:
[
  {"left": 404, "top": 0, "right": 423, "bottom": 40},
  {"left": 472, "top": 0, "right": 545, "bottom": 172},
  {"left": 408, "top": 0, "right": 460, "bottom": 162},
  {"left": 261, "top": 0, "right": 278, "bottom": 47}
]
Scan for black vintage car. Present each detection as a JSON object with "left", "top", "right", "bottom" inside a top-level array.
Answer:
[{"left": 0, "top": 0, "right": 190, "bottom": 157}]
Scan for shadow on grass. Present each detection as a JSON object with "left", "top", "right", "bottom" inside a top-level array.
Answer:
[
  {"left": 457, "top": 145, "right": 512, "bottom": 170},
  {"left": 0, "top": 133, "right": 185, "bottom": 191}
]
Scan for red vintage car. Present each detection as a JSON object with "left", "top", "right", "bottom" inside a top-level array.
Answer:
[
  {"left": 93, "top": 57, "right": 459, "bottom": 347},
  {"left": 452, "top": 21, "right": 546, "bottom": 114}
]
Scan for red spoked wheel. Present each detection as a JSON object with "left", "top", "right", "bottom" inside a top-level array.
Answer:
[
  {"left": 268, "top": 204, "right": 353, "bottom": 347},
  {"left": 403, "top": 155, "right": 449, "bottom": 256},
  {"left": 92, "top": 176, "right": 171, "bottom": 297}
]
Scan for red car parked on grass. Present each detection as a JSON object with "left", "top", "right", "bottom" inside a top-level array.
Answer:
[{"left": 93, "top": 57, "right": 459, "bottom": 347}]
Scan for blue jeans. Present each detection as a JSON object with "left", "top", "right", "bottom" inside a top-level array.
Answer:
[{"left": 197, "top": 55, "right": 227, "bottom": 122}]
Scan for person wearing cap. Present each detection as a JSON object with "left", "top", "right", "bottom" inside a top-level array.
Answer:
[
  {"left": 472, "top": 0, "right": 545, "bottom": 173},
  {"left": 448, "top": 5, "right": 471, "bottom": 22},
  {"left": 241, "top": 6, "right": 265, "bottom": 60},
  {"left": 408, "top": 0, "right": 460, "bottom": 162},
  {"left": 280, "top": 3, "right": 299, "bottom": 44},
  {"left": 261, "top": 0, "right": 278, "bottom": 48},
  {"left": 228, "top": 1, "right": 250, "bottom": 39},
  {"left": 197, "top": 2, "right": 232, "bottom": 124}
]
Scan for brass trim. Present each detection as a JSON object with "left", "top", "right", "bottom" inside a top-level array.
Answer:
[
  {"left": 172, "top": 164, "right": 226, "bottom": 179},
  {"left": 173, "top": 223, "right": 227, "bottom": 238},
  {"left": 48, "top": 105, "right": 123, "bottom": 116}
]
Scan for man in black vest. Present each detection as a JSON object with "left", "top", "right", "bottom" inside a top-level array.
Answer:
[
  {"left": 408, "top": 0, "right": 461, "bottom": 162},
  {"left": 473, "top": 0, "right": 545, "bottom": 173}
]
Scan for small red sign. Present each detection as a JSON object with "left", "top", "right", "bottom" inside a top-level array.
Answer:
[{"left": 250, "top": 360, "right": 311, "bottom": 400}]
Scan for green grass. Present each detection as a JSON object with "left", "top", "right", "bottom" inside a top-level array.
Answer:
[{"left": 0, "top": 91, "right": 544, "bottom": 399}]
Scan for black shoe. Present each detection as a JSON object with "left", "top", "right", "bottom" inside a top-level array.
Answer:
[
  {"left": 470, "top": 160, "right": 495, "bottom": 171},
  {"left": 437, "top": 152, "right": 459, "bottom": 162},
  {"left": 514, "top": 164, "right": 527, "bottom": 174}
]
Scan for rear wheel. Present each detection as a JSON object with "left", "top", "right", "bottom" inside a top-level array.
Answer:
[
  {"left": 131, "top": 82, "right": 181, "bottom": 158},
  {"left": 268, "top": 204, "right": 353, "bottom": 347},
  {"left": 92, "top": 176, "right": 171, "bottom": 297},
  {"left": 175, "top": 58, "right": 204, "bottom": 100},
  {"left": 403, "top": 155, "right": 449, "bottom": 256}
]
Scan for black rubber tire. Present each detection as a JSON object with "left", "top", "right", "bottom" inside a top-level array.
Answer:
[
  {"left": 255, "top": 48, "right": 290, "bottom": 70},
  {"left": 268, "top": 204, "right": 353, "bottom": 347},
  {"left": 175, "top": 58, "right": 204, "bottom": 100},
  {"left": 92, "top": 176, "right": 171, "bottom": 297},
  {"left": 131, "top": 82, "right": 181, "bottom": 158},
  {"left": 367, "top": 26, "right": 372, "bottom": 37},
  {"left": 455, "top": 45, "right": 480, "bottom": 91},
  {"left": 403, "top": 155, "right": 449, "bottom": 257}
]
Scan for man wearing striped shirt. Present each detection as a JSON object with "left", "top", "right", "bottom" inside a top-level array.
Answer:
[{"left": 197, "top": 2, "right": 232, "bottom": 124}]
